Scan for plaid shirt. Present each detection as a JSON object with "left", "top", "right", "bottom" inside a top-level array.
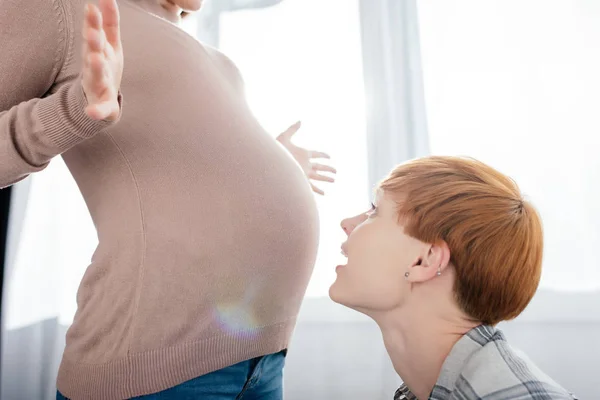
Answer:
[{"left": 394, "top": 325, "right": 577, "bottom": 400}]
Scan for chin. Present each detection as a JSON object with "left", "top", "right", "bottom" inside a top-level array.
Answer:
[
  {"left": 328, "top": 281, "right": 346, "bottom": 304},
  {"left": 329, "top": 282, "right": 359, "bottom": 311},
  {"left": 328, "top": 283, "right": 341, "bottom": 304}
]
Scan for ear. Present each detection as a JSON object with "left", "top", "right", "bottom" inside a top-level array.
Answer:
[{"left": 405, "top": 241, "right": 451, "bottom": 283}]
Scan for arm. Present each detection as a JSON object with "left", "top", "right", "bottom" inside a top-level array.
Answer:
[{"left": 0, "top": 0, "right": 123, "bottom": 188}]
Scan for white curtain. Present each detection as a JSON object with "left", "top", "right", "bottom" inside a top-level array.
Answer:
[{"left": 3, "top": 0, "right": 599, "bottom": 399}]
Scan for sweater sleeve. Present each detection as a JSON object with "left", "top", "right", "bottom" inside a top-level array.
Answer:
[{"left": 0, "top": 0, "right": 121, "bottom": 189}]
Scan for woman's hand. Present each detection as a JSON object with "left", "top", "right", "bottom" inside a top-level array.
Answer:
[
  {"left": 277, "top": 121, "right": 337, "bottom": 195},
  {"left": 81, "top": 0, "right": 123, "bottom": 121}
]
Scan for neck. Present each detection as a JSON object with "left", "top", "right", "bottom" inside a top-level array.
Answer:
[
  {"left": 371, "top": 294, "right": 478, "bottom": 399},
  {"left": 130, "top": 0, "right": 183, "bottom": 23}
]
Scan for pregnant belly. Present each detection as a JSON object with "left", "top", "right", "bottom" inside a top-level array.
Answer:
[
  {"left": 228, "top": 146, "right": 319, "bottom": 258},
  {"left": 141, "top": 138, "right": 320, "bottom": 267}
]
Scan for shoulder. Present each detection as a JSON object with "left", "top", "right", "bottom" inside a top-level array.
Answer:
[
  {"left": 0, "top": 0, "right": 72, "bottom": 106},
  {"left": 452, "top": 338, "right": 575, "bottom": 399},
  {"left": 0, "top": 0, "right": 68, "bottom": 24}
]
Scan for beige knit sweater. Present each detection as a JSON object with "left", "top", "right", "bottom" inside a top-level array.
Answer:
[{"left": 0, "top": 0, "right": 319, "bottom": 398}]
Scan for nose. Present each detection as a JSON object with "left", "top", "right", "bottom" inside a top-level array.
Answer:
[
  {"left": 340, "top": 213, "right": 365, "bottom": 236},
  {"left": 341, "top": 218, "right": 353, "bottom": 236}
]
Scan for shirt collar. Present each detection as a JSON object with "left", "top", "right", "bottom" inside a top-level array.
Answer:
[
  {"left": 397, "top": 325, "right": 500, "bottom": 399},
  {"left": 434, "top": 325, "right": 500, "bottom": 391}
]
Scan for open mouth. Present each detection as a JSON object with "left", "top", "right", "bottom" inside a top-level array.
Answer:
[{"left": 336, "top": 246, "right": 348, "bottom": 272}]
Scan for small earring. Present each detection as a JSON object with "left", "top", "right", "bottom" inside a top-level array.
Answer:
[
  {"left": 436, "top": 267, "right": 442, "bottom": 276},
  {"left": 404, "top": 271, "right": 410, "bottom": 278}
]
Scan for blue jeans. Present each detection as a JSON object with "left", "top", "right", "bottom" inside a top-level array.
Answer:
[{"left": 57, "top": 350, "right": 286, "bottom": 400}]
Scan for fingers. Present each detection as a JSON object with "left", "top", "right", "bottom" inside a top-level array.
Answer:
[
  {"left": 311, "top": 183, "right": 325, "bottom": 196},
  {"left": 308, "top": 150, "right": 330, "bottom": 159},
  {"left": 82, "top": 4, "right": 110, "bottom": 109},
  {"left": 84, "top": 52, "right": 108, "bottom": 94},
  {"left": 311, "top": 163, "right": 337, "bottom": 174},
  {"left": 81, "top": 2, "right": 122, "bottom": 121},
  {"left": 279, "top": 121, "right": 302, "bottom": 141},
  {"left": 82, "top": 49, "right": 118, "bottom": 120},
  {"left": 84, "top": 5, "right": 106, "bottom": 53},
  {"left": 309, "top": 171, "right": 335, "bottom": 183},
  {"left": 86, "top": 3, "right": 102, "bottom": 30},
  {"left": 99, "top": 0, "right": 121, "bottom": 48},
  {"left": 308, "top": 161, "right": 336, "bottom": 194}
]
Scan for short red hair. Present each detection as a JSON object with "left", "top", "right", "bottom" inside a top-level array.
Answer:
[{"left": 379, "top": 156, "right": 543, "bottom": 325}]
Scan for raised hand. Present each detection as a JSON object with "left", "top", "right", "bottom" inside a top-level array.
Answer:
[
  {"left": 81, "top": 0, "right": 124, "bottom": 121},
  {"left": 277, "top": 121, "right": 337, "bottom": 195}
]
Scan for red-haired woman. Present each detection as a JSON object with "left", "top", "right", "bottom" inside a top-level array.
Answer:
[{"left": 331, "top": 156, "right": 577, "bottom": 400}]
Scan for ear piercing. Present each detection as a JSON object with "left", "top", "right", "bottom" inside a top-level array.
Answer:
[{"left": 405, "top": 268, "right": 442, "bottom": 279}]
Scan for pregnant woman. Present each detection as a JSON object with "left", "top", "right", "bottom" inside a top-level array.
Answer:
[{"left": 0, "top": 0, "right": 334, "bottom": 398}]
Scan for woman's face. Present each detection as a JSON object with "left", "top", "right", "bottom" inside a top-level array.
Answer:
[{"left": 329, "top": 191, "right": 429, "bottom": 314}]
